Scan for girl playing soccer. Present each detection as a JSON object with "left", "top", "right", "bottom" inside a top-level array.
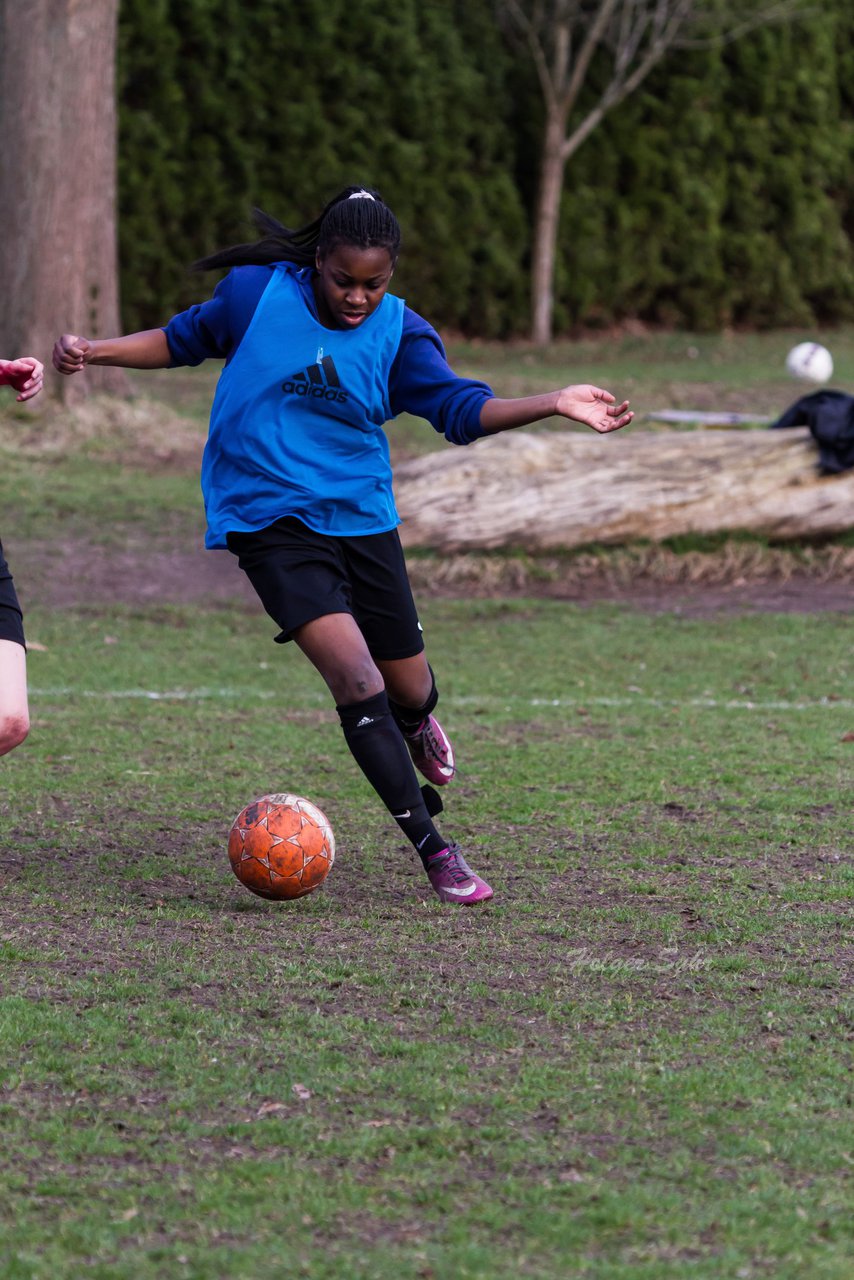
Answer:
[
  {"left": 53, "top": 187, "right": 632, "bottom": 905},
  {"left": 0, "top": 355, "right": 44, "bottom": 756}
]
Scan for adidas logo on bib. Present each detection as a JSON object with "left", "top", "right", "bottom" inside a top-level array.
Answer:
[{"left": 282, "top": 354, "right": 349, "bottom": 404}]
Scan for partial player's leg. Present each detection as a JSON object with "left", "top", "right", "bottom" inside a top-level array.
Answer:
[
  {"left": 294, "top": 613, "right": 490, "bottom": 904},
  {"left": 0, "top": 639, "right": 29, "bottom": 756},
  {"left": 289, "top": 609, "right": 442, "bottom": 853},
  {"left": 376, "top": 656, "right": 489, "bottom": 901},
  {"left": 227, "top": 519, "right": 491, "bottom": 904},
  {"left": 378, "top": 654, "right": 456, "bottom": 786},
  {"left": 0, "top": 542, "right": 29, "bottom": 757},
  {"left": 341, "top": 530, "right": 490, "bottom": 903},
  {"left": 342, "top": 528, "right": 457, "bottom": 786}
]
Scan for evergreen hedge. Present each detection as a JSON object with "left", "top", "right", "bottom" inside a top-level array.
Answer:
[{"left": 116, "top": 0, "right": 854, "bottom": 337}]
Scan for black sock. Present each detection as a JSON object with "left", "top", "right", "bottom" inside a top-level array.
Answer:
[
  {"left": 388, "top": 667, "right": 438, "bottom": 736},
  {"left": 336, "top": 690, "right": 447, "bottom": 865}
]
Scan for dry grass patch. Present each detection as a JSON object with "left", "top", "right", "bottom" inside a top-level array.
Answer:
[
  {"left": 0, "top": 394, "right": 206, "bottom": 464},
  {"left": 406, "top": 542, "right": 854, "bottom": 596}
]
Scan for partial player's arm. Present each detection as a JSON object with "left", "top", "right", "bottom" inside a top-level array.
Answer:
[
  {"left": 481, "top": 386, "right": 633, "bottom": 436},
  {"left": 0, "top": 356, "right": 44, "bottom": 401},
  {"left": 53, "top": 329, "right": 172, "bottom": 375},
  {"left": 53, "top": 271, "right": 251, "bottom": 377},
  {"left": 390, "top": 313, "right": 632, "bottom": 441}
]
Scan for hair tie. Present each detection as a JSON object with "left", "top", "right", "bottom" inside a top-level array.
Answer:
[{"left": 348, "top": 191, "right": 376, "bottom": 201}]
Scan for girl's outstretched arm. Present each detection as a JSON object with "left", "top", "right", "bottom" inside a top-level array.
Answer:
[
  {"left": 53, "top": 329, "right": 172, "bottom": 375},
  {"left": 481, "top": 384, "right": 633, "bottom": 436}
]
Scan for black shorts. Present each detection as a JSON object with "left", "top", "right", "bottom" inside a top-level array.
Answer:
[
  {"left": 226, "top": 518, "right": 424, "bottom": 661},
  {"left": 0, "top": 538, "right": 25, "bottom": 648}
]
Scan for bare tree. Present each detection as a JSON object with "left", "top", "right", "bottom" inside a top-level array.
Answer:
[
  {"left": 500, "top": 0, "right": 801, "bottom": 344},
  {"left": 0, "top": 0, "right": 129, "bottom": 402}
]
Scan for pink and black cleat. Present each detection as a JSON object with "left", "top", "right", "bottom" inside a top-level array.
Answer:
[
  {"left": 405, "top": 714, "right": 456, "bottom": 786},
  {"left": 425, "top": 844, "right": 493, "bottom": 905}
]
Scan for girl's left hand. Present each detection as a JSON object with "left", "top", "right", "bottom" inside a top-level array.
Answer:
[
  {"left": 555, "top": 385, "right": 633, "bottom": 434},
  {"left": 0, "top": 356, "right": 45, "bottom": 402}
]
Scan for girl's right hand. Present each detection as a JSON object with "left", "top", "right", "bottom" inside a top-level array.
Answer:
[{"left": 53, "top": 334, "right": 92, "bottom": 375}]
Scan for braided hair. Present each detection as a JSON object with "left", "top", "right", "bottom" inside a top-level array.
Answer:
[{"left": 193, "top": 186, "right": 401, "bottom": 272}]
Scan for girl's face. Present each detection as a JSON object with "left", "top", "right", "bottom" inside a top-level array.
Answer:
[{"left": 313, "top": 244, "right": 395, "bottom": 329}]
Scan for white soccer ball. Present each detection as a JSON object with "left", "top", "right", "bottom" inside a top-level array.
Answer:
[{"left": 785, "top": 342, "right": 833, "bottom": 383}]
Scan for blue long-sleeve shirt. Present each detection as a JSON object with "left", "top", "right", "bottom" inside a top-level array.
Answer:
[
  {"left": 164, "top": 265, "right": 492, "bottom": 446},
  {"left": 163, "top": 264, "right": 494, "bottom": 546}
]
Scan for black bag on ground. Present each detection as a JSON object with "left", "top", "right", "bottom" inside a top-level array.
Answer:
[{"left": 770, "top": 389, "right": 854, "bottom": 474}]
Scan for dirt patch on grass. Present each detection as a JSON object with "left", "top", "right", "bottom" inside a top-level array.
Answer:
[
  {"left": 2, "top": 808, "right": 848, "bottom": 1013},
  {"left": 11, "top": 535, "right": 854, "bottom": 618}
]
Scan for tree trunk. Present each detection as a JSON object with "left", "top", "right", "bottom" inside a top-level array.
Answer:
[
  {"left": 0, "top": 0, "right": 129, "bottom": 403},
  {"left": 395, "top": 428, "right": 854, "bottom": 550},
  {"left": 530, "top": 111, "right": 567, "bottom": 345}
]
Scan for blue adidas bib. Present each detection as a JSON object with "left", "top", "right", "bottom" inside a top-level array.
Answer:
[{"left": 201, "top": 264, "right": 405, "bottom": 548}]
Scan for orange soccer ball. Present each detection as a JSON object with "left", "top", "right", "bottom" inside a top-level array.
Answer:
[{"left": 228, "top": 793, "right": 335, "bottom": 900}]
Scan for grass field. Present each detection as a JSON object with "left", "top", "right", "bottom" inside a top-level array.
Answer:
[{"left": 0, "top": 330, "right": 852, "bottom": 1278}]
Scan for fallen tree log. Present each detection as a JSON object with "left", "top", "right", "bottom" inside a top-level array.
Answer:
[{"left": 395, "top": 426, "right": 854, "bottom": 551}]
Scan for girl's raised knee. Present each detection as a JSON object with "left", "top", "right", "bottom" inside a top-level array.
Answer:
[{"left": 0, "top": 713, "right": 29, "bottom": 755}]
